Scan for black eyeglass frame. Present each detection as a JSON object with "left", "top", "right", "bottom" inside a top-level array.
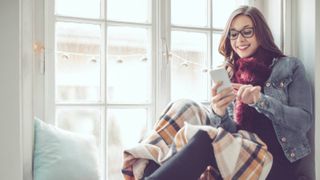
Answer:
[{"left": 228, "top": 27, "right": 255, "bottom": 40}]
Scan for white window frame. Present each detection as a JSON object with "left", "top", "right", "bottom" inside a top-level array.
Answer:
[
  {"left": 44, "top": 0, "right": 159, "bottom": 179},
  {"left": 44, "top": 1, "right": 160, "bottom": 122},
  {"left": 169, "top": 0, "right": 223, "bottom": 103}
]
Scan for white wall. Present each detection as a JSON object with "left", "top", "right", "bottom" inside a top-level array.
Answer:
[
  {"left": 21, "top": 0, "right": 35, "bottom": 179},
  {"left": 0, "top": 0, "right": 23, "bottom": 179},
  {"left": 315, "top": 0, "right": 320, "bottom": 179},
  {"left": 291, "top": 0, "right": 316, "bottom": 179},
  {"left": 260, "top": 0, "right": 282, "bottom": 48},
  {"left": 255, "top": 0, "right": 282, "bottom": 49},
  {"left": 294, "top": 0, "right": 315, "bottom": 81}
]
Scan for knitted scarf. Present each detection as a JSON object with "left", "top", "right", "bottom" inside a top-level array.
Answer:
[{"left": 232, "top": 48, "right": 277, "bottom": 131}]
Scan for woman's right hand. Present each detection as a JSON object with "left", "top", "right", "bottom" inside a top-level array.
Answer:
[{"left": 210, "top": 81, "right": 236, "bottom": 117}]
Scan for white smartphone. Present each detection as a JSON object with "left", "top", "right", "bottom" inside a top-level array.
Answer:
[{"left": 209, "top": 67, "right": 232, "bottom": 93}]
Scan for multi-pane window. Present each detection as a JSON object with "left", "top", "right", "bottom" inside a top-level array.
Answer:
[
  {"left": 46, "top": 0, "right": 249, "bottom": 179},
  {"left": 170, "top": 0, "right": 249, "bottom": 101}
]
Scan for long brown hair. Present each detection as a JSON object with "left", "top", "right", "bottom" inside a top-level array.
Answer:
[{"left": 218, "top": 6, "right": 284, "bottom": 77}]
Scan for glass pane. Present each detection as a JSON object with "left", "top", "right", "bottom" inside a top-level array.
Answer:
[
  {"left": 55, "top": 0, "right": 100, "bottom": 19},
  {"left": 107, "top": 0, "right": 151, "bottom": 23},
  {"left": 107, "top": 108, "right": 147, "bottom": 180},
  {"left": 171, "top": 0, "right": 208, "bottom": 27},
  {"left": 212, "top": 33, "right": 225, "bottom": 68},
  {"left": 107, "top": 26, "right": 151, "bottom": 103},
  {"left": 55, "top": 22, "right": 102, "bottom": 103},
  {"left": 212, "top": 0, "right": 249, "bottom": 29},
  {"left": 171, "top": 31, "right": 208, "bottom": 101},
  {"left": 56, "top": 107, "right": 102, "bottom": 176},
  {"left": 56, "top": 107, "right": 101, "bottom": 144}
]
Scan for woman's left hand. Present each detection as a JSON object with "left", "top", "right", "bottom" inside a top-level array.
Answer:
[
  {"left": 232, "top": 83, "right": 261, "bottom": 105},
  {"left": 198, "top": 166, "right": 215, "bottom": 180}
]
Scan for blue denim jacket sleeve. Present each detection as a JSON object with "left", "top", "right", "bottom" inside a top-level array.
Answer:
[
  {"left": 250, "top": 59, "right": 313, "bottom": 132},
  {"left": 208, "top": 102, "right": 237, "bottom": 133}
]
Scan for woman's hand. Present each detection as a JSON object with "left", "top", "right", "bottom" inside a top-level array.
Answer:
[
  {"left": 198, "top": 166, "right": 215, "bottom": 180},
  {"left": 232, "top": 83, "right": 261, "bottom": 104},
  {"left": 211, "top": 81, "right": 236, "bottom": 117}
]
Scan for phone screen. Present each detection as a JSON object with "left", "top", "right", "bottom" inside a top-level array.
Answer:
[{"left": 209, "top": 67, "right": 232, "bottom": 93}]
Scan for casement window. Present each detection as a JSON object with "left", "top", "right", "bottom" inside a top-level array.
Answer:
[{"left": 44, "top": 0, "right": 251, "bottom": 179}]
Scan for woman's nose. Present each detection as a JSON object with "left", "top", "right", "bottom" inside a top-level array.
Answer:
[{"left": 236, "top": 33, "right": 246, "bottom": 42}]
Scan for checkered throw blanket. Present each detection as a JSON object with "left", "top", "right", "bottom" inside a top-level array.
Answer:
[{"left": 121, "top": 100, "right": 273, "bottom": 180}]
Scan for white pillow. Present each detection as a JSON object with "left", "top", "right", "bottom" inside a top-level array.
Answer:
[{"left": 33, "top": 118, "right": 100, "bottom": 180}]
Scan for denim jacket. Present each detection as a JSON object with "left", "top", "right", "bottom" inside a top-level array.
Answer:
[{"left": 208, "top": 56, "right": 313, "bottom": 163}]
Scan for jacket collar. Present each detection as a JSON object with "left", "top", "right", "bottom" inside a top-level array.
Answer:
[{"left": 269, "top": 57, "right": 280, "bottom": 68}]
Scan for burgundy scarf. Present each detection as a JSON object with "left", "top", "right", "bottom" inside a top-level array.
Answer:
[{"left": 232, "top": 48, "right": 277, "bottom": 131}]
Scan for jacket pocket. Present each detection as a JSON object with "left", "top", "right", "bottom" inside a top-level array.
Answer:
[
  {"left": 272, "top": 76, "right": 293, "bottom": 89},
  {"left": 271, "top": 76, "right": 293, "bottom": 104}
]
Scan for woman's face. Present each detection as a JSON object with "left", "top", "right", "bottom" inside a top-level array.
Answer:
[{"left": 229, "top": 15, "right": 259, "bottom": 58}]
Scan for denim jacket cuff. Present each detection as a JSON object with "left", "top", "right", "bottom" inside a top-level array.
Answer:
[
  {"left": 249, "top": 93, "right": 269, "bottom": 112},
  {"left": 208, "top": 106, "right": 228, "bottom": 127}
]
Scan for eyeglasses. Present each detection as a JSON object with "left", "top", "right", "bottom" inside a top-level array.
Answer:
[{"left": 228, "top": 27, "right": 255, "bottom": 40}]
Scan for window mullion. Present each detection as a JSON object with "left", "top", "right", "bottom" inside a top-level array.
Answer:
[
  {"left": 209, "top": 0, "right": 213, "bottom": 101},
  {"left": 104, "top": 0, "right": 108, "bottom": 178},
  {"left": 107, "top": 20, "right": 151, "bottom": 27},
  {"left": 55, "top": 15, "right": 105, "bottom": 24},
  {"left": 44, "top": 0, "right": 56, "bottom": 125},
  {"left": 150, "top": 0, "right": 157, "bottom": 129},
  {"left": 154, "top": 0, "right": 171, "bottom": 122},
  {"left": 171, "top": 25, "right": 215, "bottom": 32}
]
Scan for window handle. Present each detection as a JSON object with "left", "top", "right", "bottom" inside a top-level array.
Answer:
[
  {"left": 161, "top": 38, "right": 171, "bottom": 65},
  {"left": 33, "top": 42, "right": 45, "bottom": 74}
]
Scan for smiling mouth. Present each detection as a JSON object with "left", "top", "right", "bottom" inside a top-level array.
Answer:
[{"left": 237, "top": 45, "right": 250, "bottom": 50}]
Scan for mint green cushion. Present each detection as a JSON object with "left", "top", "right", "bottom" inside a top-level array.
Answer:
[{"left": 33, "top": 118, "right": 100, "bottom": 180}]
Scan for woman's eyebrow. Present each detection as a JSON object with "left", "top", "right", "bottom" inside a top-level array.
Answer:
[{"left": 230, "top": 24, "right": 252, "bottom": 31}]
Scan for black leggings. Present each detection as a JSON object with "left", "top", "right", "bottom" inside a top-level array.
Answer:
[{"left": 142, "top": 130, "right": 222, "bottom": 180}]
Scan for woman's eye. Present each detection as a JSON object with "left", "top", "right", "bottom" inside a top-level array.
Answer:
[
  {"left": 243, "top": 29, "right": 253, "bottom": 36},
  {"left": 230, "top": 31, "right": 238, "bottom": 38}
]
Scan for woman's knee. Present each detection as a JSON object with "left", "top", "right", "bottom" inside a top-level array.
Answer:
[{"left": 171, "top": 99, "right": 199, "bottom": 108}]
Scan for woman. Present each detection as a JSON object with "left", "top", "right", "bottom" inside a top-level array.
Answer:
[
  {"left": 210, "top": 5, "right": 312, "bottom": 179},
  {"left": 122, "top": 6, "right": 312, "bottom": 180}
]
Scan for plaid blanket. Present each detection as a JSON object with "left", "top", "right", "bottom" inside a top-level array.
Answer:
[{"left": 122, "top": 99, "right": 273, "bottom": 180}]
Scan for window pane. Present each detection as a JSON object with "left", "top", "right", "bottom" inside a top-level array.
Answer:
[
  {"left": 212, "top": 0, "right": 249, "bottom": 29},
  {"left": 56, "top": 107, "right": 101, "bottom": 145},
  {"left": 55, "top": 107, "right": 102, "bottom": 177},
  {"left": 55, "top": 22, "right": 102, "bottom": 103},
  {"left": 107, "top": 26, "right": 151, "bottom": 104},
  {"left": 212, "top": 33, "right": 225, "bottom": 68},
  {"left": 171, "top": 31, "right": 208, "bottom": 101},
  {"left": 107, "top": 0, "right": 151, "bottom": 23},
  {"left": 55, "top": 0, "right": 100, "bottom": 19},
  {"left": 171, "top": 0, "right": 208, "bottom": 27},
  {"left": 107, "top": 108, "right": 147, "bottom": 180}
]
